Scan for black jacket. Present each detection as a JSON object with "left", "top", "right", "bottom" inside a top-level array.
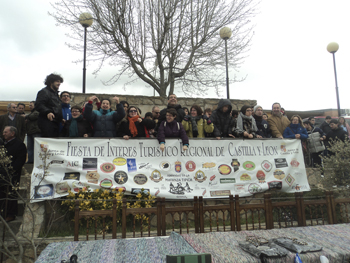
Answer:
[
  {"left": 118, "top": 118, "right": 155, "bottom": 138},
  {"left": 4, "top": 138, "right": 27, "bottom": 182},
  {"left": 158, "top": 104, "right": 186, "bottom": 124},
  {"left": 320, "top": 121, "right": 332, "bottom": 135},
  {"left": 25, "top": 110, "right": 41, "bottom": 135},
  {"left": 326, "top": 127, "right": 348, "bottom": 144},
  {"left": 209, "top": 99, "right": 232, "bottom": 137},
  {"left": 35, "top": 86, "right": 62, "bottom": 123},
  {"left": 254, "top": 115, "right": 271, "bottom": 138}
]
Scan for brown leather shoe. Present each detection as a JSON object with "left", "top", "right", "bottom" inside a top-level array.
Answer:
[{"left": 5, "top": 216, "right": 16, "bottom": 223}]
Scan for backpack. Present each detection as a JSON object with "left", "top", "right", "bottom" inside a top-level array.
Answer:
[{"left": 307, "top": 131, "right": 325, "bottom": 153}]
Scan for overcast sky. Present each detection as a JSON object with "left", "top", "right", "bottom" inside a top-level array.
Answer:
[{"left": 1, "top": 0, "right": 349, "bottom": 112}]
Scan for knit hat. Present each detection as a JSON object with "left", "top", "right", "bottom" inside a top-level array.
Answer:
[
  {"left": 240, "top": 105, "right": 252, "bottom": 115},
  {"left": 253, "top": 105, "right": 262, "bottom": 113}
]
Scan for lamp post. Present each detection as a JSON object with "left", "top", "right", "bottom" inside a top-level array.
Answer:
[
  {"left": 327, "top": 42, "right": 341, "bottom": 117},
  {"left": 220, "top": 27, "right": 232, "bottom": 99},
  {"left": 79, "top": 13, "right": 93, "bottom": 94}
]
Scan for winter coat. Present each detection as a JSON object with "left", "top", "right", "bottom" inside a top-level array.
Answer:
[
  {"left": 158, "top": 104, "right": 186, "bottom": 126},
  {"left": 181, "top": 116, "right": 214, "bottom": 138},
  {"left": 0, "top": 114, "right": 26, "bottom": 142},
  {"left": 307, "top": 126, "right": 326, "bottom": 137},
  {"left": 118, "top": 118, "right": 155, "bottom": 138},
  {"left": 35, "top": 86, "right": 62, "bottom": 122},
  {"left": 25, "top": 110, "right": 41, "bottom": 135},
  {"left": 230, "top": 113, "right": 258, "bottom": 138},
  {"left": 326, "top": 127, "right": 348, "bottom": 144},
  {"left": 61, "top": 118, "right": 93, "bottom": 137},
  {"left": 319, "top": 121, "right": 332, "bottom": 135},
  {"left": 84, "top": 102, "right": 125, "bottom": 137},
  {"left": 157, "top": 120, "right": 189, "bottom": 145},
  {"left": 254, "top": 115, "right": 271, "bottom": 138},
  {"left": 283, "top": 124, "right": 308, "bottom": 139},
  {"left": 209, "top": 99, "right": 232, "bottom": 137},
  {"left": 4, "top": 138, "right": 27, "bottom": 182},
  {"left": 267, "top": 113, "right": 290, "bottom": 138}
]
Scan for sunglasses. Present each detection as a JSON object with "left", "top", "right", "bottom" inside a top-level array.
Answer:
[{"left": 129, "top": 110, "right": 137, "bottom": 113}]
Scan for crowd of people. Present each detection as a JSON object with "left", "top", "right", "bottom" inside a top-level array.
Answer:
[
  {"left": 0, "top": 72, "right": 349, "bottom": 221},
  {"left": 1, "top": 72, "right": 349, "bottom": 165}
]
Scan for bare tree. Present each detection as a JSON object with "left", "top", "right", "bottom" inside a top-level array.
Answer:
[{"left": 50, "top": 0, "right": 256, "bottom": 97}]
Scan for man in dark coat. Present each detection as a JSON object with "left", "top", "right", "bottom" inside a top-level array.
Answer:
[
  {"left": 35, "top": 73, "right": 64, "bottom": 137},
  {"left": 0, "top": 103, "right": 26, "bottom": 142},
  {"left": 326, "top": 119, "right": 348, "bottom": 144},
  {"left": 158, "top": 94, "right": 186, "bottom": 124},
  {"left": 209, "top": 99, "right": 232, "bottom": 139},
  {"left": 319, "top": 116, "right": 332, "bottom": 135},
  {"left": 1, "top": 126, "right": 27, "bottom": 222},
  {"left": 25, "top": 101, "right": 41, "bottom": 163}
]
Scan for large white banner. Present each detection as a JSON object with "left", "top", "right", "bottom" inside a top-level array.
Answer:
[{"left": 30, "top": 138, "right": 310, "bottom": 202}]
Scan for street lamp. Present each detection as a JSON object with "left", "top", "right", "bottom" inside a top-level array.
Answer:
[
  {"left": 327, "top": 42, "right": 341, "bottom": 117},
  {"left": 220, "top": 27, "right": 232, "bottom": 99},
  {"left": 79, "top": 13, "right": 94, "bottom": 94}
]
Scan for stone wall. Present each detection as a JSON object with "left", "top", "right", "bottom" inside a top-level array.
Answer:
[{"left": 69, "top": 92, "right": 257, "bottom": 114}]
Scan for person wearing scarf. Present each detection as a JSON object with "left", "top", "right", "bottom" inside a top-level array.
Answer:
[
  {"left": 229, "top": 105, "right": 258, "bottom": 139},
  {"left": 283, "top": 115, "right": 308, "bottom": 140},
  {"left": 182, "top": 105, "right": 214, "bottom": 138},
  {"left": 62, "top": 106, "right": 92, "bottom": 137},
  {"left": 118, "top": 106, "right": 155, "bottom": 139}
]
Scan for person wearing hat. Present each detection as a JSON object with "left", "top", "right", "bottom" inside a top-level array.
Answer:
[
  {"left": 253, "top": 105, "right": 271, "bottom": 138},
  {"left": 325, "top": 119, "right": 348, "bottom": 144},
  {"left": 267, "top": 102, "right": 290, "bottom": 138},
  {"left": 229, "top": 105, "right": 257, "bottom": 138}
]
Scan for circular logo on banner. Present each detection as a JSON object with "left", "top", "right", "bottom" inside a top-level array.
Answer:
[
  {"left": 218, "top": 164, "right": 231, "bottom": 175},
  {"left": 114, "top": 171, "right": 128, "bottom": 184},
  {"left": 113, "top": 158, "right": 127, "bottom": 166},
  {"left": 274, "top": 169, "right": 285, "bottom": 180},
  {"left": 243, "top": 161, "right": 255, "bottom": 171},
  {"left": 100, "top": 178, "right": 113, "bottom": 189},
  {"left": 256, "top": 170, "right": 266, "bottom": 183},
  {"left": 159, "top": 161, "right": 171, "bottom": 171},
  {"left": 56, "top": 182, "right": 71, "bottom": 194},
  {"left": 186, "top": 161, "right": 196, "bottom": 172},
  {"left": 248, "top": 183, "right": 262, "bottom": 194},
  {"left": 150, "top": 170, "right": 163, "bottom": 182},
  {"left": 100, "top": 163, "right": 116, "bottom": 173},
  {"left": 134, "top": 174, "right": 148, "bottom": 185},
  {"left": 194, "top": 170, "right": 207, "bottom": 182}
]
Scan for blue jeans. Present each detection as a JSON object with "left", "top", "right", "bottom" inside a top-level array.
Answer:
[{"left": 27, "top": 133, "right": 41, "bottom": 163}]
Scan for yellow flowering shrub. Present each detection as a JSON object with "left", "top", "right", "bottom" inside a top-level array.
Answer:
[{"left": 61, "top": 187, "right": 156, "bottom": 231}]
